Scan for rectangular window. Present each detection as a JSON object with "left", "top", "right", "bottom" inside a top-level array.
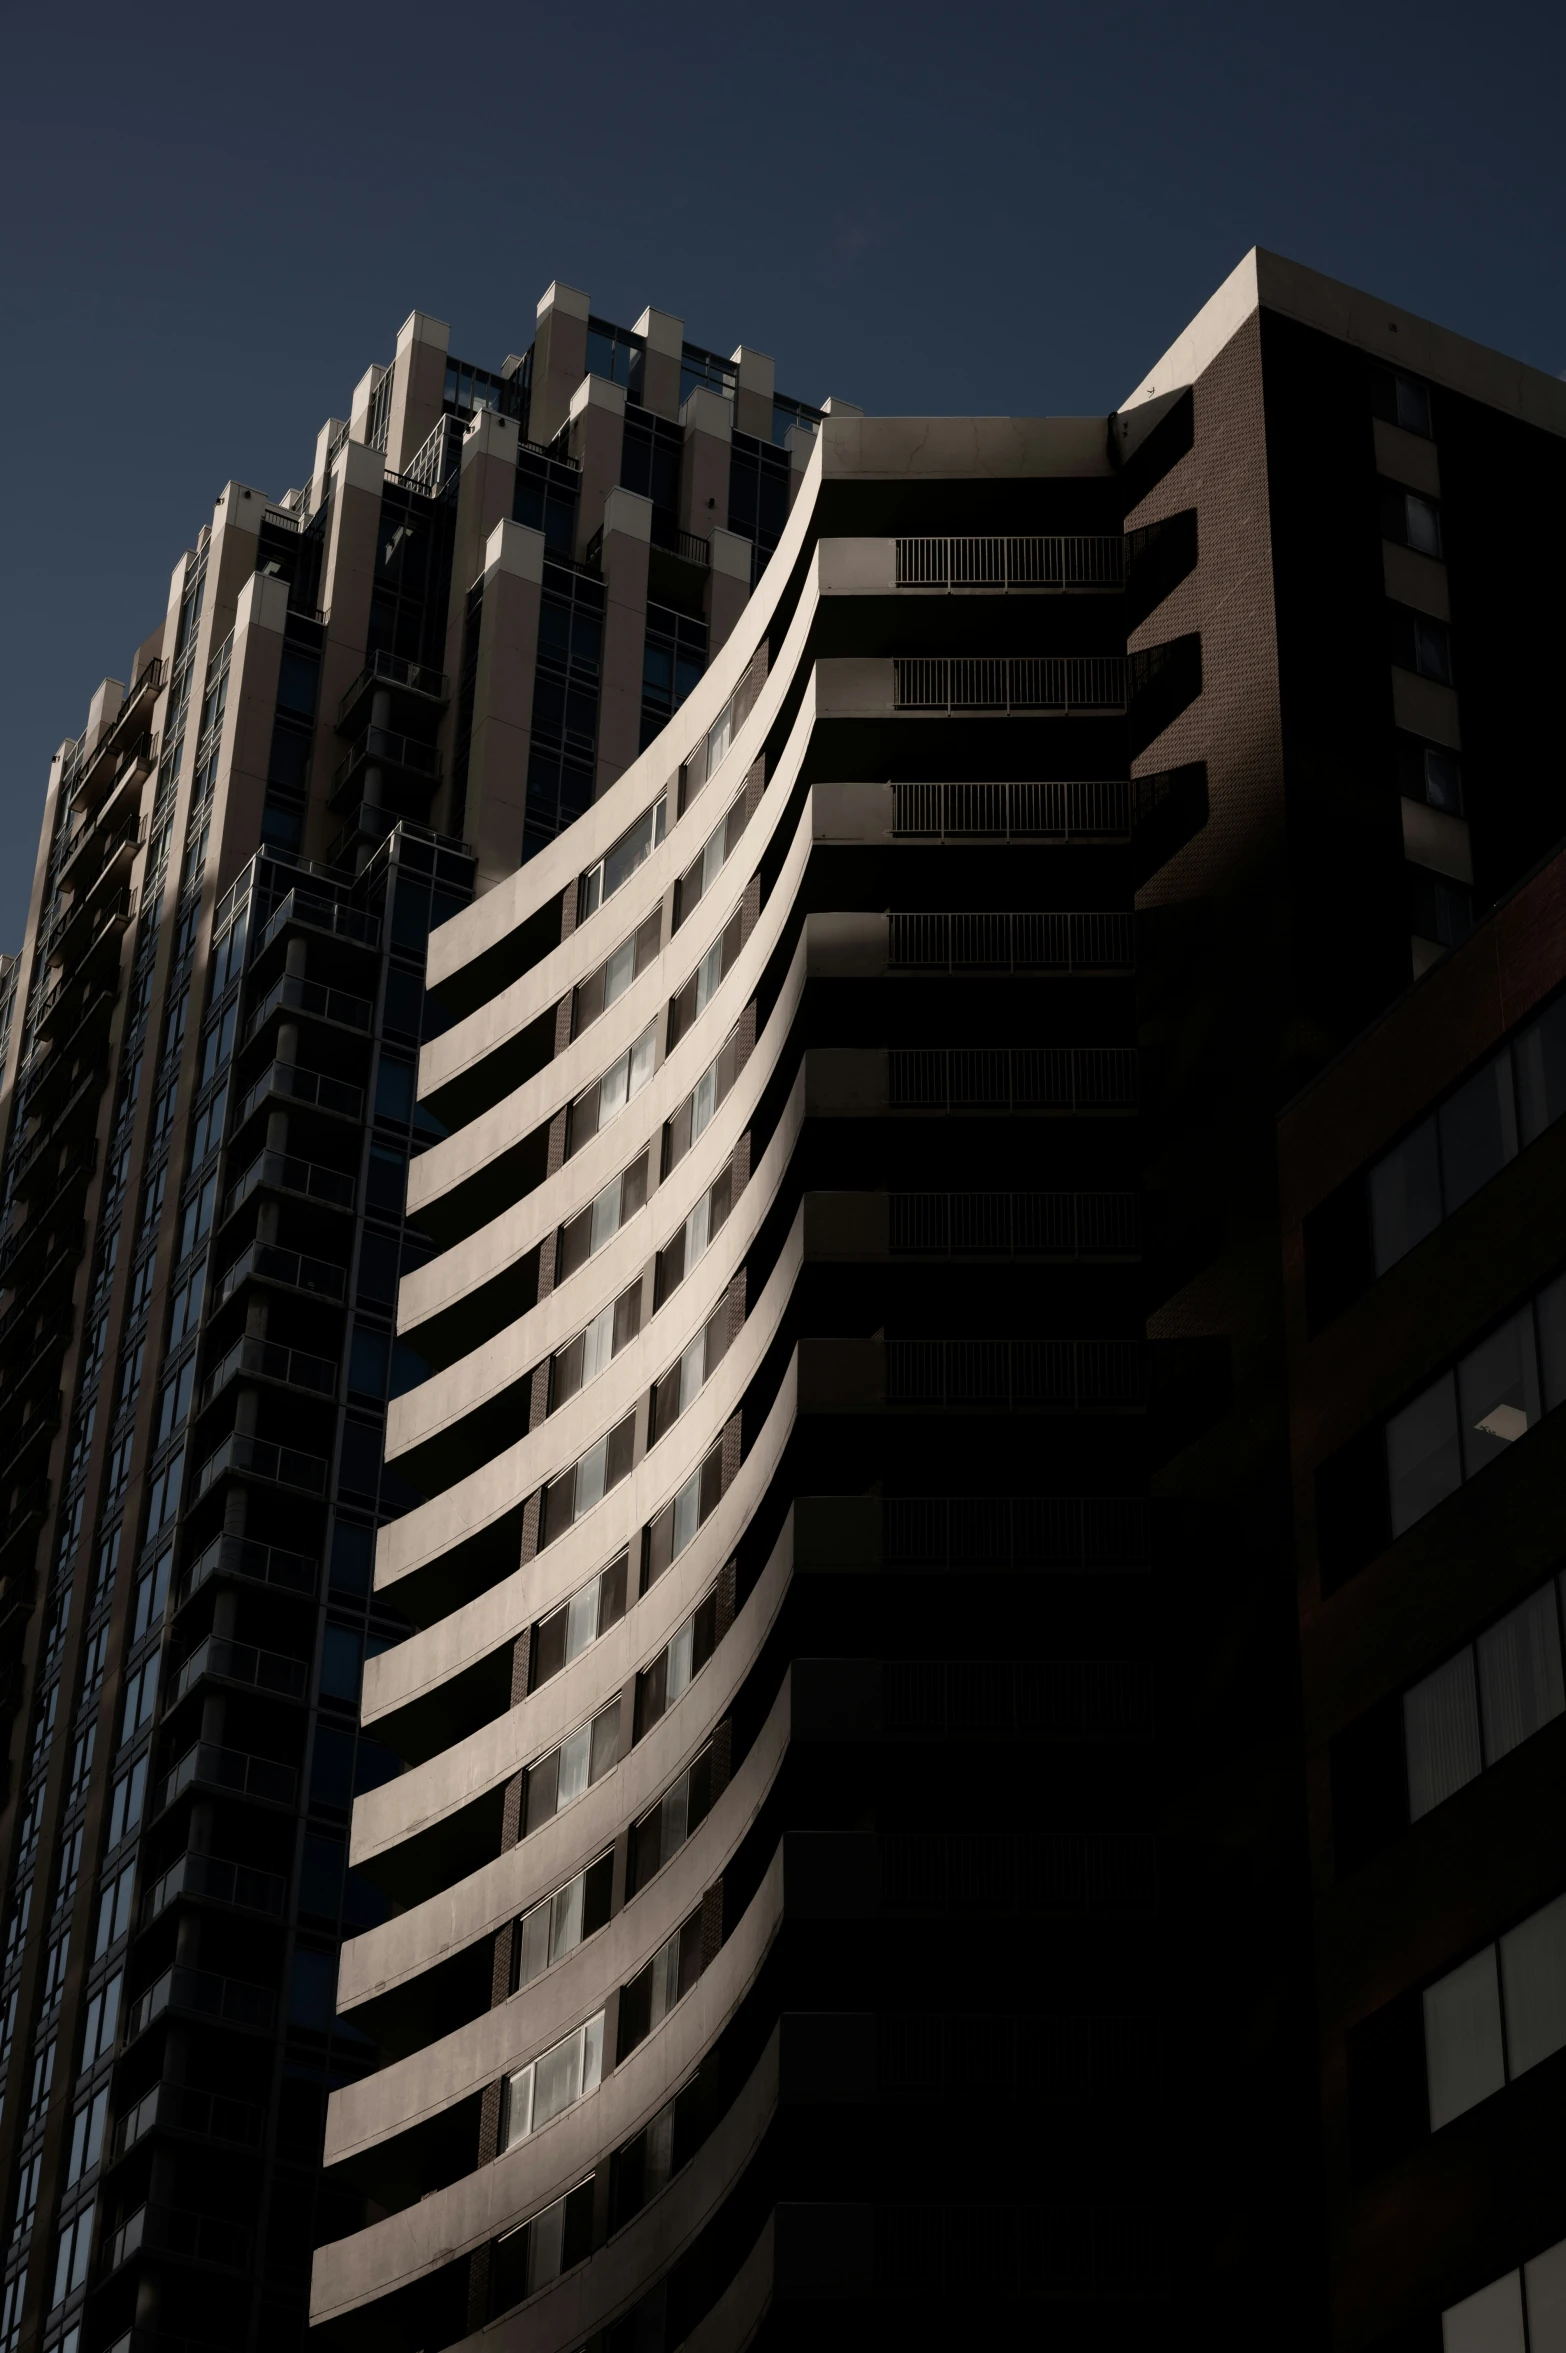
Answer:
[
  {"left": 523, "top": 1703, "right": 623, "bottom": 1836},
  {"left": 1373, "top": 368, "right": 1434, "bottom": 438},
  {"left": 540, "top": 1413, "right": 636, "bottom": 1544},
  {"left": 1424, "top": 1887, "right": 1566, "bottom": 2133},
  {"left": 549, "top": 1285, "right": 643, "bottom": 1412},
  {"left": 663, "top": 1026, "right": 744, "bottom": 1176},
  {"left": 635, "top": 1587, "right": 719, "bottom": 1737},
  {"left": 501, "top": 2012, "right": 604, "bottom": 2153},
  {"left": 1379, "top": 482, "right": 1443, "bottom": 558},
  {"left": 531, "top": 1556, "right": 628, "bottom": 1689},
  {"left": 657, "top": 1164, "right": 734, "bottom": 1304},
  {"left": 649, "top": 1299, "right": 734, "bottom": 1443},
  {"left": 579, "top": 796, "right": 667, "bottom": 922},
  {"left": 617, "top": 1907, "right": 706, "bottom": 2059},
  {"left": 674, "top": 793, "right": 751, "bottom": 930},
  {"left": 642, "top": 1441, "right": 726, "bottom": 1591},
  {"left": 572, "top": 909, "right": 662, "bottom": 1039},
  {"left": 513, "top": 1853, "right": 614, "bottom": 1991},
  {"left": 629, "top": 1742, "right": 716, "bottom": 1894},
  {"left": 557, "top": 1151, "right": 649, "bottom": 1282}
]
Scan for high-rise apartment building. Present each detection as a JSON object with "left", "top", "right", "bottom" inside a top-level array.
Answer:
[
  {"left": 0, "top": 284, "right": 821, "bottom": 2353},
  {"left": 3, "top": 248, "right": 1566, "bottom": 2353}
]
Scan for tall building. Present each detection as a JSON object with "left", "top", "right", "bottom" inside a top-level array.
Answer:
[
  {"left": 4, "top": 247, "right": 1566, "bottom": 2353},
  {"left": 1282, "top": 837, "right": 1566, "bottom": 2352},
  {"left": 0, "top": 285, "right": 819, "bottom": 2353}
]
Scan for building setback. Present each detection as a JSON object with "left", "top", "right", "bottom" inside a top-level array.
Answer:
[
  {"left": 0, "top": 287, "right": 817, "bottom": 2353},
  {"left": 1, "top": 249, "right": 1565, "bottom": 2353}
]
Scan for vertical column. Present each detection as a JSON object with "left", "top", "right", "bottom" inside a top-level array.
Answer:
[
  {"left": 595, "top": 489, "right": 653, "bottom": 795},
  {"left": 633, "top": 307, "right": 684, "bottom": 421},
  {"left": 529, "top": 282, "right": 591, "bottom": 446},
  {"left": 385, "top": 310, "right": 451, "bottom": 476},
  {"left": 348, "top": 364, "right": 383, "bottom": 446},
  {"left": 209, "top": 572, "right": 289, "bottom": 892},
  {"left": 567, "top": 376, "right": 627, "bottom": 560},
  {"left": 730, "top": 346, "right": 775, "bottom": 443},
  {"left": 438, "top": 408, "right": 524, "bottom": 712},
  {"left": 786, "top": 422, "right": 815, "bottom": 514},
  {"left": 309, "top": 440, "right": 389, "bottom": 863},
  {"left": 679, "top": 388, "right": 732, "bottom": 543},
  {"left": 462, "top": 520, "right": 547, "bottom": 891},
  {"left": 707, "top": 531, "right": 753, "bottom": 657},
  {"left": 309, "top": 417, "right": 348, "bottom": 514}
]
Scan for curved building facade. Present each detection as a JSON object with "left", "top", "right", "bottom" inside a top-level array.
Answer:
[{"left": 309, "top": 417, "right": 1156, "bottom": 2350}]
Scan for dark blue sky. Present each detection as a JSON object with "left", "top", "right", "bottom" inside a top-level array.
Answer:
[{"left": 2, "top": 0, "right": 1561, "bottom": 949}]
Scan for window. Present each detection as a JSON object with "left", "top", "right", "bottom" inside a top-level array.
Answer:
[
  {"left": 635, "top": 1587, "right": 719, "bottom": 1736},
  {"left": 586, "top": 318, "right": 645, "bottom": 395},
  {"left": 130, "top": 1549, "right": 171, "bottom": 1642},
  {"left": 572, "top": 909, "right": 661, "bottom": 1039},
  {"left": 1386, "top": 601, "right": 1453, "bottom": 685},
  {"left": 118, "top": 1654, "right": 159, "bottom": 1748},
  {"left": 64, "top": 2089, "right": 107, "bottom": 2188},
  {"left": 668, "top": 912, "right": 743, "bottom": 1048},
  {"left": 1379, "top": 482, "right": 1442, "bottom": 558},
  {"left": 1424, "top": 1889, "right": 1566, "bottom": 2130},
  {"left": 39, "top": 1932, "right": 69, "bottom": 2016},
  {"left": 168, "top": 1261, "right": 205, "bottom": 1347},
  {"left": 1373, "top": 368, "right": 1434, "bottom": 438},
  {"left": 156, "top": 1354, "right": 196, "bottom": 1447},
  {"left": 1371, "top": 1051, "right": 1517, "bottom": 1273},
  {"left": 26, "top": 2039, "right": 55, "bottom": 2125},
  {"left": 512, "top": 1852, "right": 613, "bottom": 1990},
  {"left": 675, "top": 790, "right": 750, "bottom": 929},
  {"left": 145, "top": 1447, "right": 183, "bottom": 1537},
  {"left": 643, "top": 1440, "right": 726, "bottom": 1590},
  {"left": 557, "top": 1152, "right": 649, "bottom": 1282},
  {"left": 1443, "top": 2236, "right": 1566, "bottom": 2353},
  {"left": 617, "top": 1906, "right": 706, "bottom": 2058},
  {"left": 522, "top": 1705, "right": 622, "bottom": 1835},
  {"left": 92, "top": 1869, "right": 134, "bottom": 1962},
  {"left": 657, "top": 1164, "right": 734, "bottom": 1302},
  {"left": 1382, "top": 1272, "right": 1566, "bottom": 1538},
  {"left": 501, "top": 2013, "right": 605, "bottom": 2151},
  {"left": 1408, "top": 865, "right": 1471, "bottom": 951},
  {"left": 649, "top": 1299, "right": 734, "bottom": 1442},
  {"left": 531, "top": 1555, "right": 628, "bottom": 1689},
  {"left": 487, "top": 2177, "right": 595, "bottom": 2317},
  {"left": 177, "top": 1174, "right": 216, "bottom": 1261},
  {"left": 566, "top": 1024, "right": 656, "bottom": 1158},
  {"left": 1400, "top": 1576, "right": 1566, "bottom": 1829},
  {"left": 628, "top": 1742, "right": 716, "bottom": 1894},
  {"left": 540, "top": 1411, "right": 636, "bottom": 1543},
  {"left": 49, "top": 2203, "right": 93, "bottom": 2311},
  {"left": 663, "top": 1025, "right": 744, "bottom": 1175},
  {"left": 513, "top": 450, "right": 578, "bottom": 557},
  {"left": 580, "top": 795, "right": 667, "bottom": 922},
  {"left": 641, "top": 606, "right": 707, "bottom": 749},
  {"left": 620, "top": 406, "right": 680, "bottom": 514},
  {"left": 106, "top": 1756, "right": 147, "bottom": 1850},
  {"left": 549, "top": 1286, "right": 642, "bottom": 1411}
]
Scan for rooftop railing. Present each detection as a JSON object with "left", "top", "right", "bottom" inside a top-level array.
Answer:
[
  {"left": 895, "top": 534, "right": 1123, "bottom": 589},
  {"left": 893, "top": 655, "right": 1127, "bottom": 713}
]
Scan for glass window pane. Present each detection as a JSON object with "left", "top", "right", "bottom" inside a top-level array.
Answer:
[
  {"left": 668, "top": 1620, "right": 695, "bottom": 1704},
  {"left": 1363, "top": 1120, "right": 1439, "bottom": 1270},
  {"left": 583, "top": 2009, "right": 604, "bottom": 2093},
  {"left": 1442, "top": 2272, "right": 1526, "bottom": 2353},
  {"left": 534, "top": 2027, "right": 583, "bottom": 2127},
  {"left": 1457, "top": 1308, "right": 1542, "bottom": 1476},
  {"left": 565, "top": 1581, "right": 598, "bottom": 1663},
  {"left": 1424, "top": 1945, "right": 1505, "bottom": 2128},
  {"left": 557, "top": 1724, "right": 591, "bottom": 1808},
  {"left": 604, "top": 937, "right": 634, "bottom": 1007},
  {"left": 1404, "top": 1651, "right": 1482, "bottom": 1820},
  {"left": 576, "top": 1437, "right": 608, "bottom": 1516},
  {"left": 504, "top": 2063, "right": 534, "bottom": 2147},
  {"left": 581, "top": 1305, "right": 613, "bottom": 1386},
  {"left": 1538, "top": 1274, "right": 1566, "bottom": 1413},
  {"left": 1515, "top": 999, "right": 1566, "bottom": 1147},
  {"left": 550, "top": 1871, "right": 584, "bottom": 1963},
  {"left": 519, "top": 1902, "right": 550, "bottom": 1986},
  {"left": 529, "top": 2195, "right": 566, "bottom": 2290},
  {"left": 1500, "top": 1893, "right": 1566, "bottom": 2078},
  {"left": 589, "top": 1175, "right": 621, "bottom": 1256},
  {"left": 1478, "top": 1587, "right": 1565, "bottom": 1765},
  {"left": 1524, "top": 2237, "right": 1566, "bottom": 2353},
  {"left": 1387, "top": 1373, "right": 1462, "bottom": 1535},
  {"left": 1438, "top": 1056, "right": 1518, "bottom": 1215}
]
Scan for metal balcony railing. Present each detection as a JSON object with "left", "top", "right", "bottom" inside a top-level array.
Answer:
[
  {"left": 887, "top": 1045, "right": 1139, "bottom": 1114},
  {"left": 101, "top": 2198, "right": 252, "bottom": 2280},
  {"left": 885, "top": 1337, "right": 1146, "bottom": 1410},
  {"left": 215, "top": 1239, "right": 345, "bottom": 1309},
  {"left": 893, "top": 655, "right": 1127, "bottom": 712},
  {"left": 234, "top": 1057, "right": 364, "bottom": 1130},
  {"left": 888, "top": 1192, "right": 1141, "bottom": 1258},
  {"left": 888, "top": 910, "right": 1135, "bottom": 973},
  {"left": 179, "top": 1531, "right": 317, "bottom": 1605},
  {"left": 244, "top": 969, "right": 372, "bottom": 1041},
  {"left": 169, "top": 1634, "right": 309, "bottom": 1709},
  {"left": 113, "top": 2078, "right": 265, "bottom": 2159},
  {"left": 334, "top": 647, "right": 449, "bottom": 730},
  {"left": 891, "top": 780, "right": 1133, "bottom": 840},
  {"left": 222, "top": 1148, "right": 353, "bottom": 1223},
  {"left": 895, "top": 534, "right": 1124, "bottom": 589},
  {"left": 153, "top": 1741, "right": 298, "bottom": 1818},
  {"left": 192, "top": 1430, "right": 328, "bottom": 1501},
  {"left": 141, "top": 1847, "right": 287, "bottom": 1929},
  {"left": 332, "top": 723, "right": 440, "bottom": 797},
  {"left": 202, "top": 1334, "right": 336, "bottom": 1409},
  {"left": 880, "top": 1493, "right": 1150, "bottom": 1570}
]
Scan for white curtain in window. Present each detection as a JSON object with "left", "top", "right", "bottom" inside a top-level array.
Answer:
[
  {"left": 1442, "top": 2270, "right": 1526, "bottom": 2353},
  {"left": 1404, "top": 1651, "right": 1482, "bottom": 1821},
  {"left": 1478, "top": 1586, "right": 1565, "bottom": 1763},
  {"left": 1525, "top": 2237, "right": 1566, "bottom": 2351},
  {"left": 1424, "top": 1946, "right": 1506, "bottom": 2129},
  {"left": 1500, "top": 1892, "right": 1566, "bottom": 2078}
]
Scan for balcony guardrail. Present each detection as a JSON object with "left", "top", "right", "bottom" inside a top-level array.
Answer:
[
  {"left": 332, "top": 723, "right": 440, "bottom": 796},
  {"left": 257, "top": 883, "right": 380, "bottom": 958},
  {"left": 893, "top": 655, "right": 1127, "bottom": 713},
  {"left": 244, "top": 969, "right": 372, "bottom": 1041},
  {"left": 888, "top": 910, "right": 1135, "bottom": 973},
  {"left": 886, "top": 1336, "right": 1146, "bottom": 1410},
  {"left": 895, "top": 534, "right": 1124, "bottom": 590},
  {"left": 114, "top": 2078, "right": 266, "bottom": 2159},
  {"left": 101, "top": 2199, "right": 252, "bottom": 2280},
  {"left": 334, "top": 648, "right": 449, "bottom": 729},
  {"left": 142, "top": 1847, "right": 287, "bottom": 1929},
  {"left": 215, "top": 1239, "right": 345, "bottom": 1309},
  {"left": 891, "top": 780, "right": 1133, "bottom": 840},
  {"left": 262, "top": 505, "right": 303, "bottom": 534},
  {"left": 193, "top": 1430, "right": 328, "bottom": 1503},
  {"left": 153, "top": 1740, "right": 298, "bottom": 1818},
  {"left": 235, "top": 1058, "right": 364, "bottom": 1131},
  {"left": 202, "top": 1333, "right": 337, "bottom": 1409},
  {"left": 179, "top": 1531, "right": 317, "bottom": 1605},
  {"left": 888, "top": 1191, "right": 1141, "bottom": 1259},
  {"left": 170, "top": 1633, "right": 309, "bottom": 1710},
  {"left": 888, "top": 1044, "right": 1139, "bottom": 1114}
]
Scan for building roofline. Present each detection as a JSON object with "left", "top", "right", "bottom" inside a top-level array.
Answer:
[{"left": 1119, "top": 245, "right": 1566, "bottom": 439}]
